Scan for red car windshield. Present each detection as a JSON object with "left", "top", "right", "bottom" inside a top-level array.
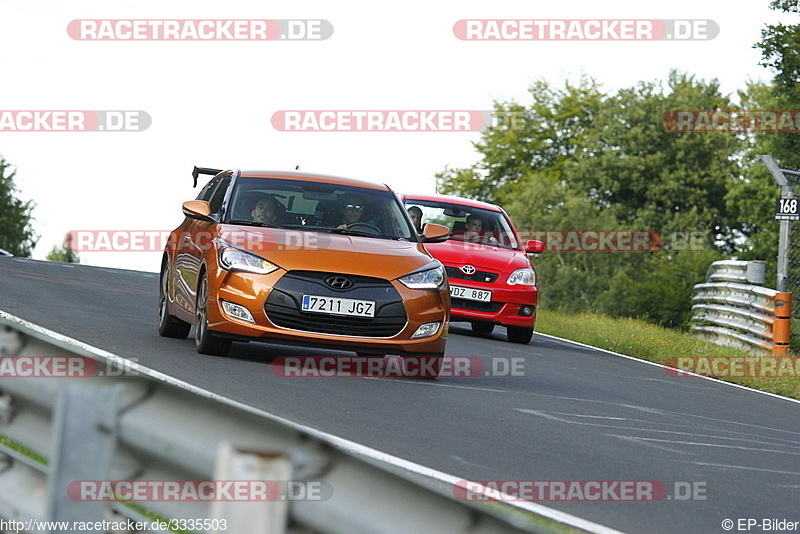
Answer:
[{"left": 404, "top": 199, "right": 519, "bottom": 250}]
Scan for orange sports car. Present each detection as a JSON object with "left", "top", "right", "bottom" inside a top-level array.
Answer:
[{"left": 158, "top": 167, "right": 451, "bottom": 377}]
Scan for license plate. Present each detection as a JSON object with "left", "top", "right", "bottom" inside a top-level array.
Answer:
[
  {"left": 301, "top": 295, "right": 375, "bottom": 317},
  {"left": 450, "top": 286, "right": 492, "bottom": 302}
]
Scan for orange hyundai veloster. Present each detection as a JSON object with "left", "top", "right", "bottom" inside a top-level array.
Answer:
[{"left": 158, "top": 167, "right": 451, "bottom": 377}]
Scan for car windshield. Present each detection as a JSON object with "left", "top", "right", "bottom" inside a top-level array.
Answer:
[
  {"left": 404, "top": 199, "right": 519, "bottom": 250},
  {"left": 225, "top": 176, "right": 416, "bottom": 241}
]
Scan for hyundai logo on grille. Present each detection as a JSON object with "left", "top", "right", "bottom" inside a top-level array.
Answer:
[
  {"left": 325, "top": 276, "right": 353, "bottom": 290},
  {"left": 461, "top": 265, "right": 476, "bottom": 275}
]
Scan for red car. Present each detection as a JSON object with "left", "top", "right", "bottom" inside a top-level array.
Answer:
[{"left": 403, "top": 194, "right": 543, "bottom": 344}]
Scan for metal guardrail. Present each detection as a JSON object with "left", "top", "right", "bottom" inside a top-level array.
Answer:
[
  {"left": 0, "top": 311, "right": 620, "bottom": 534},
  {"left": 691, "top": 260, "right": 791, "bottom": 355}
]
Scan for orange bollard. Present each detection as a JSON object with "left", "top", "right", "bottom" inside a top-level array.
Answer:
[{"left": 773, "top": 292, "right": 792, "bottom": 355}]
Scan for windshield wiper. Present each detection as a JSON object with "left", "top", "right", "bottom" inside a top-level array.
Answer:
[
  {"left": 227, "top": 220, "right": 307, "bottom": 230},
  {"left": 328, "top": 227, "right": 404, "bottom": 240}
]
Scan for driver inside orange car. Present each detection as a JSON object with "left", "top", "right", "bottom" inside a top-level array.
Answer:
[{"left": 338, "top": 198, "right": 365, "bottom": 228}]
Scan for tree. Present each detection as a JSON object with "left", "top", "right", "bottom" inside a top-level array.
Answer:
[
  {"left": 436, "top": 76, "right": 605, "bottom": 206},
  {"left": 755, "top": 0, "right": 800, "bottom": 163},
  {"left": 725, "top": 2, "right": 800, "bottom": 288},
  {"left": 0, "top": 156, "right": 37, "bottom": 257},
  {"left": 46, "top": 245, "right": 79, "bottom": 263}
]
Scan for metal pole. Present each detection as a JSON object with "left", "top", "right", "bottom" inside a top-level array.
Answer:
[{"left": 761, "top": 155, "right": 792, "bottom": 291}]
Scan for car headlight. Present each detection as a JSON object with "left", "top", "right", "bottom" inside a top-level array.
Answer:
[
  {"left": 507, "top": 268, "right": 536, "bottom": 286},
  {"left": 399, "top": 265, "right": 447, "bottom": 291},
  {"left": 217, "top": 241, "right": 279, "bottom": 275}
]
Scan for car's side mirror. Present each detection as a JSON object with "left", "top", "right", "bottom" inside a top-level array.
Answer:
[
  {"left": 525, "top": 240, "right": 544, "bottom": 253},
  {"left": 421, "top": 223, "right": 450, "bottom": 243},
  {"left": 182, "top": 200, "right": 215, "bottom": 223}
]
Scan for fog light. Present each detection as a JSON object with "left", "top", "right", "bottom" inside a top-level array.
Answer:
[
  {"left": 412, "top": 322, "right": 440, "bottom": 339},
  {"left": 519, "top": 305, "right": 534, "bottom": 317},
  {"left": 221, "top": 300, "right": 255, "bottom": 323}
]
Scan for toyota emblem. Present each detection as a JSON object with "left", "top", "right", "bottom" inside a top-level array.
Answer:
[{"left": 460, "top": 265, "right": 476, "bottom": 275}]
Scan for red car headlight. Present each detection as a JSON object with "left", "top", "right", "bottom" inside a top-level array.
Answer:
[{"left": 507, "top": 268, "right": 536, "bottom": 286}]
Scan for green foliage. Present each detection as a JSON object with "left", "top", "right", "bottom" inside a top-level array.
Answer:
[
  {"left": 536, "top": 309, "right": 800, "bottom": 400},
  {"left": 46, "top": 245, "right": 79, "bottom": 263},
  {"left": 0, "top": 156, "right": 37, "bottom": 257},
  {"left": 438, "top": 71, "right": 737, "bottom": 328},
  {"left": 756, "top": 0, "right": 800, "bottom": 162},
  {"left": 436, "top": 76, "right": 605, "bottom": 206},
  {"left": 727, "top": 1, "right": 800, "bottom": 287}
]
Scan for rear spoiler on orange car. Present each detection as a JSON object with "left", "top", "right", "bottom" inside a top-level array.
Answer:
[{"left": 192, "top": 166, "right": 224, "bottom": 188}]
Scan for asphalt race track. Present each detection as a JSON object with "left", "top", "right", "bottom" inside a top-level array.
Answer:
[{"left": 1, "top": 257, "right": 798, "bottom": 533}]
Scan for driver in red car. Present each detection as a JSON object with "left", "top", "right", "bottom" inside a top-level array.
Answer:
[{"left": 463, "top": 214, "right": 499, "bottom": 245}]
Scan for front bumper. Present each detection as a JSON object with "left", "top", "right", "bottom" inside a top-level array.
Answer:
[
  {"left": 447, "top": 279, "right": 537, "bottom": 328},
  {"left": 206, "top": 269, "right": 449, "bottom": 355}
]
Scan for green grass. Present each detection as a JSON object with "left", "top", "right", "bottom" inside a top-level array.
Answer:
[
  {"left": 0, "top": 433, "right": 48, "bottom": 465},
  {"left": 535, "top": 309, "right": 800, "bottom": 400}
]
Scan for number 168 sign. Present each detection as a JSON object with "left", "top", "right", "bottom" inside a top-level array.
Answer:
[{"left": 776, "top": 198, "right": 800, "bottom": 220}]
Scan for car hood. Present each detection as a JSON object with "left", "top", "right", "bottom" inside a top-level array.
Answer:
[
  {"left": 423, "top": 239, "right": 531, "bottom": 273},
  {"left": 219, "top": 226, "right": 436, "bottom": 280}
]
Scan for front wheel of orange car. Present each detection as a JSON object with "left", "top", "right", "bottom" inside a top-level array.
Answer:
[
  {"left": 402, "top": 354, "right": 443, "bottom": 379},
  {"left": 507, "top": 326, "right": 533, "bottom": 344},
  {"left": 158, "top": 263, "right": 191, "bottom": 339},
  {"left": 195, "top": 274, "right": 232, "bottom": 356}
]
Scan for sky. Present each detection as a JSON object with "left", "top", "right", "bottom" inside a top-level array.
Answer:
[{"left": 1, "top": 0, "right": 796, "bottom": 272}]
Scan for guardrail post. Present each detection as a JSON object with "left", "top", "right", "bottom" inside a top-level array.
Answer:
[
  {"left": 46, "top": 383, "right": 121, "bottom": 529},
  {"left": 692, "top": 261, "right": 789, "bottom": 355},
  {"left": 773, "top": 292, "right": 792, "bottom": 355},
  {"left": 209, "top": 442, "right": 292, "bottom": 534}
]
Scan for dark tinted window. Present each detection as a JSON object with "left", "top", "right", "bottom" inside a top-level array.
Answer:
[
  {"left": 196, "top": 174, "right": 232, "bottom": 214},
  {"left": 208, "top": 176, "right": 231, "bottom": 213},
  {"left": 228, "top": 176, "right": 414, "bottom": 240}
]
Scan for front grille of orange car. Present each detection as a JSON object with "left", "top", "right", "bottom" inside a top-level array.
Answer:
[
  {"left": 265, "top": 271, "right": 407, "bottom": 337},
  {"left": 451, "top": 298, "right": 503, "bottom": 313},
  {"left": 445, "top": 266, "right": 498, "bottom": 284}
]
